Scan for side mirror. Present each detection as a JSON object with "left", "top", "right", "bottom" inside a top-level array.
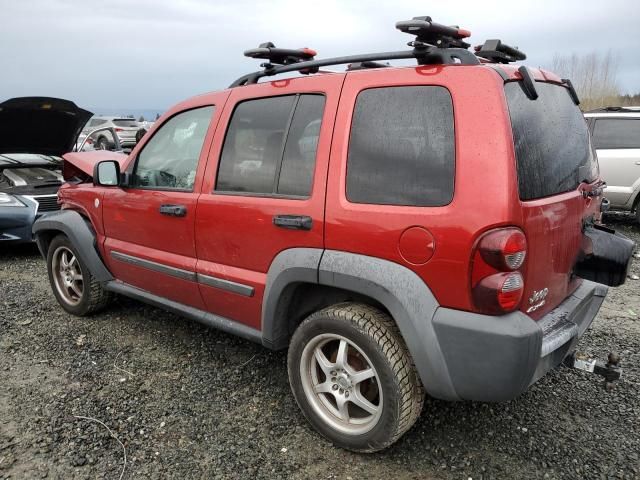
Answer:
[{"left": 93, "top": 160, "right": 121, "bottom": 187}]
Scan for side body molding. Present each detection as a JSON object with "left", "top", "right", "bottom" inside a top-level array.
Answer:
[{"left": 32, "top": 209, "right": 113, "bottom": 283}]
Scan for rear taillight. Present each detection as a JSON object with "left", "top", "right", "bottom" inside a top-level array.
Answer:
[
  {"left": 115, "top": 127, "right": 124, "bottom": 132},
  {"left": 471, "top": 228, "right": 527, "bottom": 314}
]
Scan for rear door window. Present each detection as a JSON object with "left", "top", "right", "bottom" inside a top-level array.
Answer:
[
  {"left": 216, "top": 94, "right": 325, "bottom": 197},
  {"left": 592, "top": 119, "right": 640, "bottom": 149},
  {"left": 346, "top": 86, "right": 455, "bottom": 206},
  {"left": 505, "top": 82, "right": 598, "bottom": 201}
]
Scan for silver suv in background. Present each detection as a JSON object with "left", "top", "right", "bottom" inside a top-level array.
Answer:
[
  {"left": 585, "top": 107, "right": 640, "bottom": 222},
  {"left": 82, "top": 116, "right": 142, "bottom": 150}
]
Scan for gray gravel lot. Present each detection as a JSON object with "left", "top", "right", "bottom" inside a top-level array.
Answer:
[{"left": 1, "top": 214, "right": 639, "bottom": 480}]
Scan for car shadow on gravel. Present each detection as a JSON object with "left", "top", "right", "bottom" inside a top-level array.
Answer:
[{"left": 0, "top": 242, "right": 40, "bottom": 259}]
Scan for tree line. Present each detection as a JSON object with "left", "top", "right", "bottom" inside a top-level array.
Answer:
[{"left": 548, "top": 50, "right": 638, "bottom": 111}]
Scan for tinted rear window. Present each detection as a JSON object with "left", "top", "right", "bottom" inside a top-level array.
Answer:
[
  {"left": 113, "top": 119, "right": 138, "bottom": 127},
  {"left": 505, "top": 82, "right": 597, "bottom": 201},
  {"left": 592, "top": 119, "right": 640, "bottom": 149},
  {"left": 346, "top": 86, "right": 455, "bottom": 207}
]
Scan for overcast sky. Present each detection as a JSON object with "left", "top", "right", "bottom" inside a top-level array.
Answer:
[{"left": 1, "top": 0, "right": 638, "bottom": 112}]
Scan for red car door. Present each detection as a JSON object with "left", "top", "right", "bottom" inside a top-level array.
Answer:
[
  {"left": 195, "top": 74, "right": 344, "bottom": 330},
  {"left": 101, "top": 93, "right": 229, "bottom": 309}
]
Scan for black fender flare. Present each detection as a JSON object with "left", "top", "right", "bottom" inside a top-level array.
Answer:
[
  {"left": 262, "top": 248, "right": 458, "bottom": 401},
  {"left": 32, "top": 210, "right": 113, "bottom": 283}
]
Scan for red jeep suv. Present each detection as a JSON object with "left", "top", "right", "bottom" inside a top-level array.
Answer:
[{"left": 33, "top": 17, "right": 633, "bottom": 452}]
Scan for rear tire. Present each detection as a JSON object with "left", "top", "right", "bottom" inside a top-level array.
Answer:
[
  {"left": 46, "top": 234, "right": 112, "bottom": 316},
  {"left": 288, "top": 303, "right": 424, "bottom": 452}
]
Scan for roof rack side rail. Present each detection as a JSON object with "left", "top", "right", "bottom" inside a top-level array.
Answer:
[
  {"left": 230, "top": 16, "right": 485, "bottom": 87},
  {"left": 229, "top": 46, "right": 480, "bottom": 88}
]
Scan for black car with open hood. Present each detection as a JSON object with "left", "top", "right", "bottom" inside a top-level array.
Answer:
[{"left": 0, "top": 97, "right": 92, "bottom": 243}]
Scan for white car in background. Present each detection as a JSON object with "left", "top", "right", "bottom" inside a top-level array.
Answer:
[
  {"left": 81, "top": 116, "right": 143, "bottom": 150},
  {"left": 585, "top": 107, "right": 640, "bottom": 222}
]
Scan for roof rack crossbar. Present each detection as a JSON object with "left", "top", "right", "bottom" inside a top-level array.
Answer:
[{"left": 229, "top": 47, "right": 479, "bottom": 87}]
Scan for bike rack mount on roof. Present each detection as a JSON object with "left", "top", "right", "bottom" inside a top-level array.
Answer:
[
  {"left": 230, "top": 16, "right": 527, "bottom": 87},
  {"left": 475, "top": 39, "right": 526, "bottom": 64}
]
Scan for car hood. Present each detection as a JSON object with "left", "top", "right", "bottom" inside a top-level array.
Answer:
[
  {"left": 62, "top": 151, "right": 128, "bottom": 180},
  {"left": 0, "top": 97, "right": 92, "bottom": 157}
]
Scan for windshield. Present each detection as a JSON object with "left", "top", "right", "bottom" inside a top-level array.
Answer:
[{"left": 505, "top": 81, "right": 598, "bottom": 201}]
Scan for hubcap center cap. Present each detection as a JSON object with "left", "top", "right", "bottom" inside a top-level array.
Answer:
[{"left": 336, "top": 373, "right": 352, "bottom": 390}]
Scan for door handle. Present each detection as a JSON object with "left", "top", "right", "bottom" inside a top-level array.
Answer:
[
  {"left": 273, "top": 215, "right": 313, "bottom": 230},
  {"left": 159, "top": 204, "right": 187, "bottom": 217},
  {"left": 635, "top": 161, "right": 640, "bottom": 165}
]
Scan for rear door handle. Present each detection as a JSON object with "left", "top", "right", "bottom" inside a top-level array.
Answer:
[
  {"left": 273, "top": 215, "right": 313, "bottom": 230},
  {"left": 159, "top": 204, "right": 187, "bottom": 217},
  {"left": 635, "top": 161, "right": 640, "bottom": 165}
]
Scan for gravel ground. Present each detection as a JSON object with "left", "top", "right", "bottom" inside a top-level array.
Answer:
[{"left": 1, "top": 213, "right": 639, "bottom": 480}]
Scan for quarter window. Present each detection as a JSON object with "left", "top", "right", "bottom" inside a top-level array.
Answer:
[
  {"left": 216, "top": 94, "right": 325, "bottom": 197},
  {"left": 593, "top": 119, "right": 640, "bottom": 149},
  {"left": 133, "top": 106, "right": 213, "bottom": 191},
  {"left": 346, "top": 86, "right": 455, "bottom": 207}
]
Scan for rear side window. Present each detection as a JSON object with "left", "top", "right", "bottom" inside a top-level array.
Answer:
[
  {"left": 592, "top": 119, "right": 640, "bottom": 149},
  {"left": 216, "top": 94, "right": 325, "bottom": 196},
  {"left": 505, "top": 82, "right": 598, "bottom": 201},
  {"left": 346, "top": 86, "right": 455, "bottom": 207}
]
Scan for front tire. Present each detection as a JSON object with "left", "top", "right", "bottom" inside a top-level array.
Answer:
[
  {"left": 46, "top": 235, "right": 111, "bottom": 316},
  {"left": 95, "top": 136, "right": 110, "bottom": 150},
  {"left": 288, "top": 303, "right": 424, "bottom": 452}
]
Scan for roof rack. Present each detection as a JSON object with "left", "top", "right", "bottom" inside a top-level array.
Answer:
[
  {"left": 586, "top": 106, "right": 640, "bottom": 113},
  {"left": 475, "top": 39, "right": 526, "bottom": 64},
  {"left": 230, "top": 16, "right": 525, "bottom": 87}
]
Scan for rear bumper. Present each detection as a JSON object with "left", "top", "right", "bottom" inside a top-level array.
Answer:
[{"left": 431, "top": 280, "right": 607, "bottom": 402}]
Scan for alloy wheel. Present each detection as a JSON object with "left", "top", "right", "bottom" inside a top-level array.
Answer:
[
  {"left": 299, "top": 333, "right": 383, "bottom": 435},
  {"left": 51, "top": 246, "right": 84, "bottom": 306}
]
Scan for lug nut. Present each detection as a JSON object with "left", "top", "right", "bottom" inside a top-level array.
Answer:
[
  {"left": 331, "top": 377, "right": 336, "bottom": 382},
  {"left": 339, "top": 388, "right": 344, "bottom": 394},
  {"left": 345, "top": 391, "right": 350, "bottom": 398},
  {"left": 330, "top": 370, "right": 336, "bottom": 375},
  {"left": 332, "top": 384, "right": 338, "bottom": 390}
]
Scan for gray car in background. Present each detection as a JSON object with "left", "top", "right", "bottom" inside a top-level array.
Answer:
[
  {"left": 82, "top": 116, "right": 142, "bottom": 150},
  {"left": 585, "top": 107, "right": 640, "bottom": 222}
]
